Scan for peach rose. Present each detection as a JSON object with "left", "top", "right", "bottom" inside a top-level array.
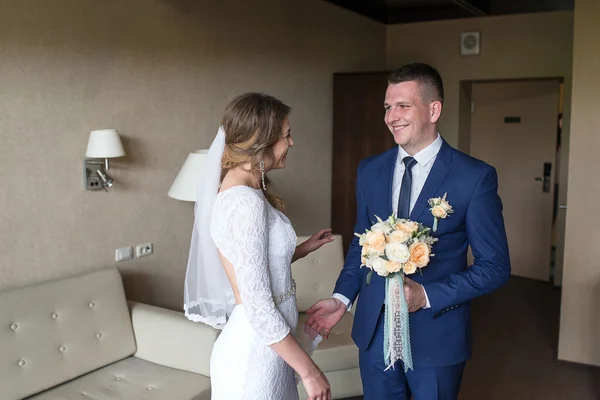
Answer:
[
  {"left": 361, "top": 244, "right": 381, "bottom": 266},
  {"left": 396, "top": 221, "right": 419, "bottom": 234},
  {"left": 403, "top": 261, "right": 418, "bottom": 274},
  {"left": 367, "top": 232, "right": 387, "bottom": 253},
  {"left": 388, "top": 230, "right": 410, "bottom": 244},
  {"left": 361, "top": 244, "right": 370, "bottom": 265},
  {"left": 431, "top": 205, "right": 447, "bottom": 219},
  {"left": 409, "top": 241, "right": 431, "bottom": 267},
  {"left": 361, "top": 243, "right": 371, "bottom": 254},
  {"left": 385, "top": 260, "right": 402, "bottom": 274}
]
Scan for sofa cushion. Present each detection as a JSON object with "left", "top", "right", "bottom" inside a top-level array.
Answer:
[
  {"left": 0, "top": 268, "right": 136, "bottom": 400},
  {"left": 129, "top": 301, "right": 218, "bottom": 377},
  {"left": 26, "top": 356, "right": 211, "bottom": 400},
  {"left": 293, "top": 235, "right": 345, "bottom": 312},
  {"left": 298, "top": 312, "right": 358, "bottom": 372}
]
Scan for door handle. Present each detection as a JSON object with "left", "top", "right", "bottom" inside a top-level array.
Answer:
[
  {"left": 534, "top": 162, "right": 552, "bottom": 192},
  {"left": 560, "top": 204, "right": 567, "bottom": 209}
]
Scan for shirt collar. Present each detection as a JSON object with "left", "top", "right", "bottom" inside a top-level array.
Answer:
[{"left": 398, "top": 133, "right": 442, "bottom": 166}]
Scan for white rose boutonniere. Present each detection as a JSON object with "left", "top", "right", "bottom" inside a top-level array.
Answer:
[{"left": 428, "top": 193, "right": 453, "bottom": 232}]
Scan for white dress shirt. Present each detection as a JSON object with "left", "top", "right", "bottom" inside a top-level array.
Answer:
[
  {"left": 333, "top": 134, "right": 443, "bottom": 311},
  {"left": 392, "top": 134, "right": 443, "bottom": 218}
]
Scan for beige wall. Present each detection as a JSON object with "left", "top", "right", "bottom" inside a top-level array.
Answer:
[
  {"left": 0, "top": 0, "right": 385, "bottom": 309},
  {"left": 386, "top": 11, "right": 573, "bottom": 149},
  {"left": 558, "top": 0, "right": 600, "bottom": 367}
]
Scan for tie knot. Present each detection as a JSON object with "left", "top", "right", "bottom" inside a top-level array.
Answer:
[{"left": 403, "top": 156, "right": 417, "bottom": 170}]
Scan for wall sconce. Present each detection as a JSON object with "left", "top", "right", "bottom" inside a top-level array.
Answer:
[
  {"left": 168, "top": 150, "right": 207, "bottom": 201},
  {"left": 84, "top": 129, "right": 126, "bottom": 191}
]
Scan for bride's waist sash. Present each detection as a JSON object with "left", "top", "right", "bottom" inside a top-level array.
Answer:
[{"left": 273, "top": 279, "right": 296, "bottom": 305}]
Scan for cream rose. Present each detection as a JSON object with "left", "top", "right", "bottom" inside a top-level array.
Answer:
[
  {"left": 431, "top": 205, "right": 447, "bottom": 219},
  {"left": 371, "top": 221, "right": 392, "bottom": 235},
  {"left": 409, "top": 241, "right": 431, "bottom": 267},
  {"left": 385, "top": 260, "right": 402, "bottom": 274},
  {"left": 366, "top": 232, "right": 387, "bottom": 253},
  {"left": 388, "top": 230, "right": 410, "bottom": 244},
  {"left": 440, "top": 199, "right": 452, "bottom": 211},
  {"left": 385, "top": 242, "right": 410, "bottom": 263},
  {"left": 372, "top": 257, "right": 389, "bottom": 277},
  {"left": 403, "top": 260, "right": 418, "bottom": 274},
  {"left": 358, "top": 233, "right": 367, "bottom": 246}
]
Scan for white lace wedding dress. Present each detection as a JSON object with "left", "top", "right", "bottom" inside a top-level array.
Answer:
[{"left": 209, "top": 185, "right": 302, "bottom": 400}]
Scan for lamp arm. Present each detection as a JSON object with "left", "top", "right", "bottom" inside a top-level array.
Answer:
[{"left": 85, "top": 158, "right": 110, "bottom": 170}]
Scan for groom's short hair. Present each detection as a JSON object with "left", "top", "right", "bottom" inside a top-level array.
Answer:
[{"left": 388, "top": 63, "right": 444, "bottom": 105}]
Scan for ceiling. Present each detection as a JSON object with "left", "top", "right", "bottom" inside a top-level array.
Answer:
[{"left": 324, "top": 0, "right": 574, "bottom": 24}]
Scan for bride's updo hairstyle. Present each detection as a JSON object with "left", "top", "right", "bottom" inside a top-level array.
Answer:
[{"left": 220, "top": 92, "right": 290, "bottom": 213}]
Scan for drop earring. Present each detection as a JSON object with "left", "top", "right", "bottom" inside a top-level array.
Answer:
[{"left": 259, "top": 160, "right": 267, "bottom": 191}]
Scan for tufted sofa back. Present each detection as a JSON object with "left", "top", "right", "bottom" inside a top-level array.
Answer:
[
  {"left": 292, "top": 234, "right": 345, "bottom": 312},
  {"left": 0, "top": 268, "right": 136, "bottom": 400}
]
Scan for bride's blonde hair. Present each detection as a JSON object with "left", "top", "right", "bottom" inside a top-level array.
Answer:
[{"left": 220, "top": 92, "right": 290, "bottom": 213}]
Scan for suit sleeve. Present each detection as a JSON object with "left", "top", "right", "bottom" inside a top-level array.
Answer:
[
  {"left": 422, "top": 166, "right": 511, "bottom": 317},
  {"left": 333, "top": 163, "right": 370, "bottom": 306}
]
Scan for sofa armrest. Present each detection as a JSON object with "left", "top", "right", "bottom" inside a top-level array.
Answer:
[{"left": 128, "top": 301, "right": 218, "bottom": 376}]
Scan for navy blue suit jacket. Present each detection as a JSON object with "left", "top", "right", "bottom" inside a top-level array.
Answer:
[{"left": 333, "top": 139, "right": 511, "bottom": 368}]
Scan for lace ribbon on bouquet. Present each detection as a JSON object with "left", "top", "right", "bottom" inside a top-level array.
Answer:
[{"left": 383, "top": 272, "right": 413, "bottom": 372}]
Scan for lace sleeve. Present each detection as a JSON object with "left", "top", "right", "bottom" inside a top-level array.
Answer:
[{"left": 212, "top": 188, "right": 291, "bottom": 345}]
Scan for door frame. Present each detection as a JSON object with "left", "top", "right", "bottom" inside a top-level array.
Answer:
[{"left": 458, "top": 77, "right": 567, "bottom": 284}]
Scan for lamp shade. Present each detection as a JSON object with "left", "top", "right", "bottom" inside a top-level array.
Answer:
[
  {"left": 168, "top": 150, "right": 208, "bottom": 201},
  {"left": 86, "top": 129, "right": 126, "bottom": 158}
]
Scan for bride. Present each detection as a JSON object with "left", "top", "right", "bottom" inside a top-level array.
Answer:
[{"left": 184, "top": 92, "right": 333, "bottom": 400}]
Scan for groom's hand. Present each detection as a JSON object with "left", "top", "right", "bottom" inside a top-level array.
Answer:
[
  {"left": 305, "top": 299, "right": 346, "bottom": 340},
  {"left": 404, "top": 277, "right": 426, "bottom": 312}
]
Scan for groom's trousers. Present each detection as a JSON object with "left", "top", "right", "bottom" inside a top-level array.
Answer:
[{"left": 359, "top": 309, "right": 466, "bottom": 400}]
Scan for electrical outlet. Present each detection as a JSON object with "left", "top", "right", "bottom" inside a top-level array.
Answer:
[
  {"left": 135, "top": 242, "right": 153, "bottom": 258},
  {"left": 115, "top": 247, "right": 133, "bottom": 262}
]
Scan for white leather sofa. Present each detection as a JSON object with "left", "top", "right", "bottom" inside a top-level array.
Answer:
[
  {"left": 0, "top": 234, "right": 361, "bottom": 400},
  {"left": 0, "top": 268, "right": 216, "bottom": 400}
]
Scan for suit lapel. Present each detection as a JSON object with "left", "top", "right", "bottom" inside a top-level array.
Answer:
[
  {"left": 375, "top": 147, "right": 398, "bottom": 220},
  {"left": 409, "top": 139, "right": 452, "bottom": 221}
]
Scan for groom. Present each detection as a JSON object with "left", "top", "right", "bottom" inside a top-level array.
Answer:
[{"left": 306, "top": 63, "right": 510, "bottom": 399}]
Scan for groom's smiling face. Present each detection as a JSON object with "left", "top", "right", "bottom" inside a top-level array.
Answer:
[{"left": 384, "top": 80, "right": 441, "bottom": 154}]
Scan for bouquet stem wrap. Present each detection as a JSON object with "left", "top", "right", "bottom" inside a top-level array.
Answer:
[{"left": 383, "top": 272, "right": 413, "bottom": 372}]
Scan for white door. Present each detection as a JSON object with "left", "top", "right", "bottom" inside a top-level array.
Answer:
[{"left": 470, "top": 80, "right": 560, "bottom": 281}]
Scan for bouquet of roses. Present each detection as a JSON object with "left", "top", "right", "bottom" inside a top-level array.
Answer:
[{"left": 355, "top": 214, "right": 438, "bottom": 372}]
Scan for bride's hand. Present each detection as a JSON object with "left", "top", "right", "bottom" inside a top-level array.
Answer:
[
  {"left": 302, "top": 369, "right": 331, "bottom": 400},
  {"left": 296, "top": 229, "right": 335, "bottom": 261}
]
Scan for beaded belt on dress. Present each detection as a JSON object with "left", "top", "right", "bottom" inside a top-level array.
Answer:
[{"left": 273, "top": 279, "right": 296, "bottom": 305}]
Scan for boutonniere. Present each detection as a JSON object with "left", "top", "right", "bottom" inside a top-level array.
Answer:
[{"left": 428, "top": 193, "right": 453, "bottom": 232}]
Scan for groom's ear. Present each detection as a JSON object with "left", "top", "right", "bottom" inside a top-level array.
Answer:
[{"left": 430, "top": 100, "right": 443, "bottom": 124}]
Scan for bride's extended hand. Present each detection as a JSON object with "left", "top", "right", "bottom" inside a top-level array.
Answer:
[
  {"left": 302, "top": 369, "right": 331, "bottom": 400},
  {"left": 294, "top": 229, "right": 335, "bottom": 262}
]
